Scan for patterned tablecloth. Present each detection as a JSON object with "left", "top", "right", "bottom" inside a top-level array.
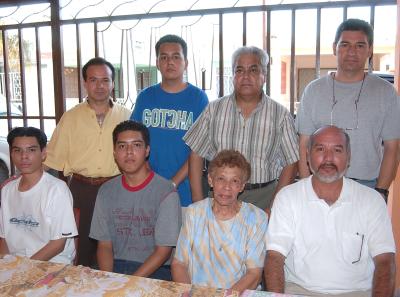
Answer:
[{"left": 0, "top": 255, "right": 238, "bottom": 297}]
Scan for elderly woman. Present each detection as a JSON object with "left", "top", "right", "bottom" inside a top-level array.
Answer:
[{"left": 171, "top": 150, "right": 268, "bottom": 293}]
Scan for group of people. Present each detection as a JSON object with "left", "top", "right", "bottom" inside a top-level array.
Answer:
[{"left": 0, "top": 18, "right": 398, "bottom": 297}]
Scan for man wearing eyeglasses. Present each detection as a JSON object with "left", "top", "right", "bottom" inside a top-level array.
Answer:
[
  {"left": 265, "top": 125, "right": 395, "bottom": 297},
  {"left": 296, "top": 19, "right": 400, "bottom": 202},
  {"left": 184, "top": 46, "right": 299, "bottom": 213}
]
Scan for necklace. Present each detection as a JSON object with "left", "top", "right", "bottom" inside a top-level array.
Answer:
[
  {"left": 96, "top": 113, "right": 106, "bottom": 127},
  {"left": 331, "top": 72, "right": 366, "bottom": 130}
]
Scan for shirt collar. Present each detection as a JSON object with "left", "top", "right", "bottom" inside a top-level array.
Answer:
[
  {"left": 85, "top": 97, "right": 114, "bottom": 108},
  {"left": 230, "top": 91, "right": 266, "bottom": 114},
  {"left": 307, "top": 176, "right": 351, "bottom": 205}
]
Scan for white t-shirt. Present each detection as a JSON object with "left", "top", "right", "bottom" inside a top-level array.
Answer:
[
  {"left": 0, "top": 172, "right": 78, "bottom": 264},
  {"left": 266, "top": 176, "right": 395, "bottom": 294}
]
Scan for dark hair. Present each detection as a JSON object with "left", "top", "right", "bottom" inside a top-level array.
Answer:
[
  {"left": 155, "top": 34, "right": 188, "bottom": 60},
  {"left": 113, "top": 120, "right": 150, "bottom": 147},
  {"left": 7, "top": 127, "right": 47, "bottom": 150},
  {"left": 82, "top": 57, "right": 115, "bottom": 81},
  {"left": 334, "top": 18, "right": 373, "bottom": 46},
  {"left": 208, "top": 150, "right": 251, "bottom": 182}
]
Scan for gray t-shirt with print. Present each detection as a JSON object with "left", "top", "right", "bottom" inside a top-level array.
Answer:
[
  {"left": 90, "top": 172, "right": 182, "bottom": 263},
  {"left": 296, "top": 73, "right": 400, "bottom": 180}
]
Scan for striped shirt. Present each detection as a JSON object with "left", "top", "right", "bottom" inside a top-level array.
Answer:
[
  {"left": 183, "top": 93, "right": 299, "bottom": 183},
  {"left": 174, "top": 198, "right": 268, "bottom": 289}
]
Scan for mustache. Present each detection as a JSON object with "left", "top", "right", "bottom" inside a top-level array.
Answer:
[{"left": 318, "top": 162, "right": 338, "bottom": 171}]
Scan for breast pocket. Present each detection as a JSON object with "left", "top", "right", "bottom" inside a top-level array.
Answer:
[{"left": 341, "top": 232, "right": 364, "bottom": 264}]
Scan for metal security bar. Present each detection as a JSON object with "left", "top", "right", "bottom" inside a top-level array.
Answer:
[{"left": 0, "top": 0, "right": 396, "bottom": 131}]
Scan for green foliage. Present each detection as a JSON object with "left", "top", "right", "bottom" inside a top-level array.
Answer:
[{"left": 0, "top": 32, "right": 32, "bottom": 72}]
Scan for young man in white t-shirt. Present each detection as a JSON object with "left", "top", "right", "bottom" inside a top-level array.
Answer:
[{"left": 0, "top": 127, "right": 77, "bottom": 264}]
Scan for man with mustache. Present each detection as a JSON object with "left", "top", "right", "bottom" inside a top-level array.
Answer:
[
  {"left": 45, "top": 58, "right": 131, "bottom": 266},
  {"left": 184, "top": 46, "right": 298, "bottom": 212},
  {"left": 265, "top": 125, "right": 395, "bottom": 297},
  {"left": 296, "top": 18, "right": 400, "bottom": 201}
]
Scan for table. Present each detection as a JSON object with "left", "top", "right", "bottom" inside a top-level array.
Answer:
[
  {"left": 0, "top": 255, "right": 302, "bottom": 297},
  {"left": 0, "top": 255, "right": 238, "bottom": 297}
]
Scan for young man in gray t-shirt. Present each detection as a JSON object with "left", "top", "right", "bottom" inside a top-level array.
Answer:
[{"left": 90, "top": 120, "right": 181, "bottom": 280}]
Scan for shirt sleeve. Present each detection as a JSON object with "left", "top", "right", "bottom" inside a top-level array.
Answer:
[
  {"left": 155, "top": 191, "right": 182, "bottom": 246},
  {"left": 44, "top": 114, "right": 70, "bottom": 171},
  {"left": 295, "top": 83, "right": 317, "bottom": 136},
  {"left": 183, "top": 104, "right": 212, "bottom": 158},
  {"left": 89, "top": 185, "right": 111, "bottom": 241},
  {"left": 265, "top": 189, "right": 296, "bottom": 257},
  {"left": 245, "top": 210, "right": 268, "bottom": 269},
  {"left": 366, "top": 193, "right": 396, "bottom": 257},
  {"left": 47, "top": 183, "right": 78, "bottom": 240},
  {"left": 195, "top": 90, "right": 209, "bottom": 119},
  {"left": 279, "top": 112, "right": 300, "bottom": 166},
  {"left": 174, "top": 206, "right": 194, "bottom": 265},
  {"left": 131, "top": 92, "right": 145, "bottom": 122},
  {"left": 381, "top": 92, "right": 400, "bottom": 141}
]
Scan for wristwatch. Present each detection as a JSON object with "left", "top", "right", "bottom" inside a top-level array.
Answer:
[{"left": 375, "top": 187, "right": 389, "bottom": 203}]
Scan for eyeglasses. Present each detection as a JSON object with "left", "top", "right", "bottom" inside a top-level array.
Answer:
[
  {"left": 213, "top": 176, "right": 243, "bottom": 189},
  {"left": 330, "top": 98, "right": 359, "bottom": 130},
  {"left": 330, "top": 73, "right": 365, "bottom": 131},
  {"left": 352, "top": 232, "right": 364, "bottom": 264},
  {"left": 234, "top": 65, "right": 263, "bottom": 77}
]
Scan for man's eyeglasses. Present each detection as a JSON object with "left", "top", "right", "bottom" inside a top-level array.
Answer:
[
  {"left": 234, "top": 65, "right": 262, "bottom": 77},
  {"left": 330, "top": 73, "right": 366, "bottom": 131},
  {"left": 330, "top": 99, "right": 359, "bottom": 131}
]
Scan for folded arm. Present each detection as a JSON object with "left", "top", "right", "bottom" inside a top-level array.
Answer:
[
  {"left": 132, "top": 246, "right": 172, "bottom": 277},
  {"left": 97, "top": 240, "right": 114, "bottom": 271},
  {"left": 171, "top": 258, "right": 191, "bottom": 284},
  {"left": 372, "top": 253, "right": 395, "bottom": 297},
  {"left": 231, "top": 267, "right": 262, "bottom": 294},
  {"left": 0, "top": 238, "right": 9, "bottom": 256},
  {"left": 265, "top": 250, "right": 286, "bottom": 293},
  {"left": 30, "top": 238, "right": 67, "bottom": 261}
]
